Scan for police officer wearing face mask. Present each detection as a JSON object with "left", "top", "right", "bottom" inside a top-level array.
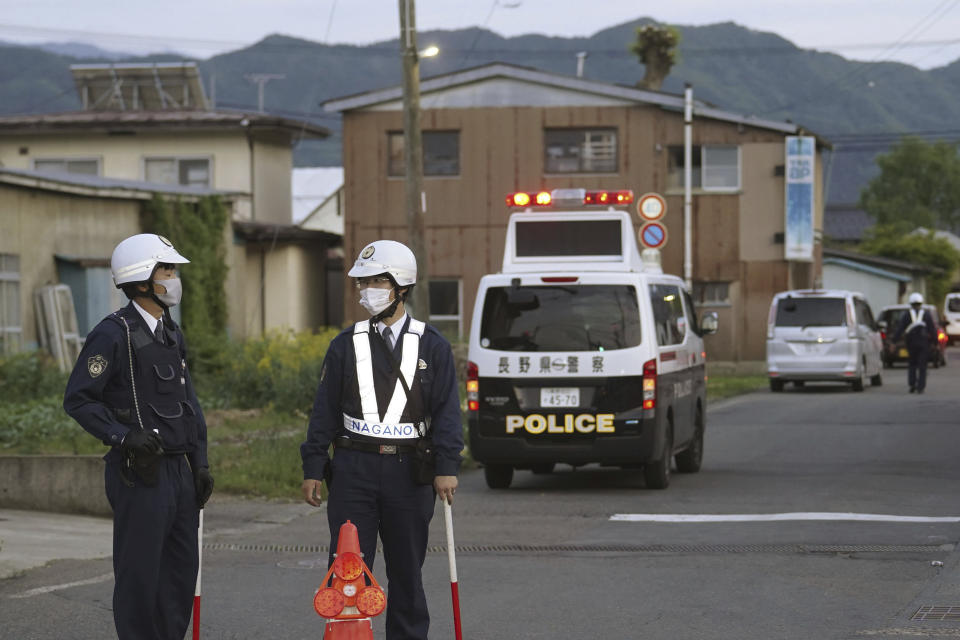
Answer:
[
  {"left": 893, "top": 291, "right": 938, "bottom": 394},
  {"left": 301, "top": 239, "right": 463, "bottom": 640},
  {"left": 64, "top": 233, "right": 213, "bottom": 640}
]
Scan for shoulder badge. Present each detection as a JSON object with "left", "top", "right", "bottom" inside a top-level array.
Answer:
[
  {"left": 88, "top": 355, "right": 108, "bottom": 378},
  {"left": 418, "top": 358, "right": 427, "bottom": 370},
  {"left": 360, "top": 245, "right": 375, "bottom": 259}
]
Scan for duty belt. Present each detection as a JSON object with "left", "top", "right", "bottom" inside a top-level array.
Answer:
[{"left": 335, "top": 436, "right": 416, "bottom": 455}]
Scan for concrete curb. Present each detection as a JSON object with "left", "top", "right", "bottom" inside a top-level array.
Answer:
[{"left": 0, "top": 455, "right": 111, "bottom": 516}]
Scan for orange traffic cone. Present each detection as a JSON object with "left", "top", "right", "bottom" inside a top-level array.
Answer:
[{"left": 314, "top": 520, "right": 386, "bottom": 640}]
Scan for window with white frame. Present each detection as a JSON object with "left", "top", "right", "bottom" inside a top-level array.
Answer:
[
  {"left": 667, "top": 145, "right": 741, "bottom": 191},
  {"left": 0, "top": 254, "right": 21, "bottom": 354},
  {"left": 544, "top": 128, "right": 618, "bottom": 174},
  {"left": 428, "top": 279, "right": 462, "bottom": 339},
  {"left": 144, "top": 157, "right": 211, "bottom": 187},
  {"left": 33, "top": 158, "right": 100, "bottom": 175},
  {"left": 693, "top": 281, "right": 731, "bottom": 307}
]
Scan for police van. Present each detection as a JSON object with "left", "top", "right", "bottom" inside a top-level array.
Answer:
[{"left": 466, "top": 188, "right": 718, "bottom": 490}]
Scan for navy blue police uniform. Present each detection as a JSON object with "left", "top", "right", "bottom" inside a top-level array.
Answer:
[
  {"left": 64, "top": 302, "right": 208, "bottom": 640},
  {"left": 893, "top": 306, "right": 937, "bottom": 392},
  {"left": 301, "top": 315, "right": 463, "bottom": 640}
]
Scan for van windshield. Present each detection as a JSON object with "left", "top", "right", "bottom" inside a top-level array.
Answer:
[
  {"left": 948, "top": 296, "right": 960, "bottom": 312},
  {"left": 480, "top": 285, "right": 641, "bottom": 351},
  {"left": 775, "top": 297, "right": 846, "bottom": 327}
]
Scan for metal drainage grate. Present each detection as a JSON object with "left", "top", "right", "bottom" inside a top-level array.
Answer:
[
  {"left": 204, "top": 542, "right": 949, "bottom": 555},
  {"left": 912, "top": 606, "right": 960, "bottom": 622}
]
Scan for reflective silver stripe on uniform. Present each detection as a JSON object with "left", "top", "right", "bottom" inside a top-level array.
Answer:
[
  {"left": 352, "top": 320, "right": 379, "bottom": 423},
  {"left": 907, "top": 309, "right": 925, "bottom": 333},
  {"left": 342, "top": 413, "right": 418, "bottom": 439},
  {"left": 382, "top": 319, "right": 424, "bottom": 424},
  {"left": 352, "top": 318, "right": 426, "bottom": 425}
]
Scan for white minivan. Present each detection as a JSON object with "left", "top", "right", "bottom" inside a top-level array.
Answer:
[
  {"left": 944, "top": 292, "right": 960, "bottom": 345},
  {"left": 466, "top": 188, "right": 718, "bottom": 490},
  {"left": 766, "top": 289, "right": 883, "bottom": 391}
]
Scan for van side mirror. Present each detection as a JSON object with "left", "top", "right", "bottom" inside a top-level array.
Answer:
[{"left": 700, "top": 311, "right": 719, "bottom": 335}]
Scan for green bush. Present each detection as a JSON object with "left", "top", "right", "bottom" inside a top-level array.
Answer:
[
  {"left": 197, "top": 328, "right": 341, "bottom": 414},
  {"left": 0, "top": 396, "right": 100, "bottom": 453},
  {"left": 0, "top": 351, "right": 68, "bottom": 401}
]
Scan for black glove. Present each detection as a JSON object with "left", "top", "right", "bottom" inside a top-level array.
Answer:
[
  {"left": 194, "top": 467, "right": 214, "bottom": 509},
  {"left": 121, "top": 430, "right": 163, "bottom": 456}
]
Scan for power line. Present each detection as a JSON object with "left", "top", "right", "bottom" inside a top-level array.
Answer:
[
  {"left": 755, "top": 0, "right": 960, "bottom": 117},
  {"left": 323, "top": 0, "right": 339, "bottom": 45}
]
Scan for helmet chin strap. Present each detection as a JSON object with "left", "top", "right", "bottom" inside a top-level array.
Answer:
[
  {"left": 148, "top": 278, "right": 170, "bottom": 311},
  {"left": 371, "top": 290, "right": 402, "bottom": 324},
  {"left": 371, "top": 283, "right": 413, "bottom": 323}
]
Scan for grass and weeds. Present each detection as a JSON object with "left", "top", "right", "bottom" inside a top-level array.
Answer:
[
  {"left": 3, "top": 344, "right": 764, "bottom": 499},
  {"left": 205, "top": 409, "right": 308, "bottom": 499},
  {"left": 707, "top": 374, "right": 768, "bottom": 401}
]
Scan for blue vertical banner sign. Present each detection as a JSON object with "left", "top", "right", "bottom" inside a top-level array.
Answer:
[{"left": 784, "top": 136, "right": 816, "bottom": 262}]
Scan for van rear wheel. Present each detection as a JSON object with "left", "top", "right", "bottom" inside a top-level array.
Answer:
[
  {"left": 644, "top": 425, "right": 673, "bottom": 489},
  {"left": 770, "top": 379, "right": 784, "bottom": 392},
  {"left": 484, "top": 464, "right": 513, "bottom": 489}
]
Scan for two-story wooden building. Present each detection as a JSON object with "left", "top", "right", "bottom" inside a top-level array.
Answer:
[{"left": 325, "top": 63, "right": 826, "bottom": 363}]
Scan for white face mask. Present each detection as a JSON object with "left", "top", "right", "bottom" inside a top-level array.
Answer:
[
  {"left": 155, "top": 277, "right": 182, "bottom": 307},
  {"left": 359, "top": 287, "right": 393, "bottom": 316}
]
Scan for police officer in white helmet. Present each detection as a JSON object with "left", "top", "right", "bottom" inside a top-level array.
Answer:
[
  {"left": 64, "top": 233, "right": 213, "bottom": 640},
  {"left": 301, "top": 239, "right": 463, "bottom": 639},
  {"left": 893, "top": 292, "right": 937, "bottom": 393}
]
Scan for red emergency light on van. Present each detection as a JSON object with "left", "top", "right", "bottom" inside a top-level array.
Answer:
[{"left": 506, "top": 188, "right": 633, "bottom": 208}]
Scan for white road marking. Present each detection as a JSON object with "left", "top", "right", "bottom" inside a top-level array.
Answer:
[
  {"left": 9, "top": 572, "right": 113, "bottom": 599},
  {"left": 609, "top": 512, "right": 960, "bottom": 523}
]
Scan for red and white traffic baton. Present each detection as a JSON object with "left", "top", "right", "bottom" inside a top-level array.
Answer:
[
  {"left": 193, "top": 509, "right": 204, "bottom": 640},
  {"left": 443, "top": 499, "right": 463, "bottom": 640}
]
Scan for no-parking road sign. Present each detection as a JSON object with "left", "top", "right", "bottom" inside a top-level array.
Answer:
[{"left": 639, "top": 221, "right": 668, "bottom": 249}]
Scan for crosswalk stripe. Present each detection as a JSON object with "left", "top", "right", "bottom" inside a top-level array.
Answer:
[
  {"left": 609, "top": 512, "right": 960, "bottom": 523},
  {"left": 9, "top": 572, "right": 113, "bottom": 599}
]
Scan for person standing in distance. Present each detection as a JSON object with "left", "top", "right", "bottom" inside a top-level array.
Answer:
[
  {"left": 64, "top": 233, "right": 214, "bottom": 640},
  {"left": 301, "top": 240, "right": 462, "bottom": 640},
  {"left": 893, "top": 292, "right": 937, "bottom": 394}
]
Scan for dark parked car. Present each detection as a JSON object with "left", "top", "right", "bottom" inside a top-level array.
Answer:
[{"left": 878, "top": 304, "right": 948, "bottom": 368}]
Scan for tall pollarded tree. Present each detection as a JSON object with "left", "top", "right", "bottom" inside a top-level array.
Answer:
[{"left": 630, "top": 24, "right": 680, "bottom": 91}]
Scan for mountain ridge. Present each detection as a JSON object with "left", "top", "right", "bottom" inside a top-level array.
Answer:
[{"left": 3, "top": 19, "right": 959, "bottom": 206}]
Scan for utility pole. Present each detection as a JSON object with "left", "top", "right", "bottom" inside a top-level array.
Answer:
[
  {"left": 399, "top": 0, "right": 429, "bottom": 319},
  {"left": 683, "top": 84, "right": 693, "bottom": 290},
  {"left": 244, "top": 73, "right": 285, "bottom": 112}
]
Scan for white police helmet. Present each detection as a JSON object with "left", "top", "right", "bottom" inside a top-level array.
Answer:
[
  {"left": 347, "top": 240, "right": 417, "bottom": 286},
  {"left": 909, "top": 292, "right": 924, "bottom": 305},
  {"left": 111, "top": 234, "right": 189, "bottom": 287}
]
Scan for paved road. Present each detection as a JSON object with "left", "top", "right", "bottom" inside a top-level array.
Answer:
[{"left": 1, "top": 352, "right": 958, "bottom": 639}]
